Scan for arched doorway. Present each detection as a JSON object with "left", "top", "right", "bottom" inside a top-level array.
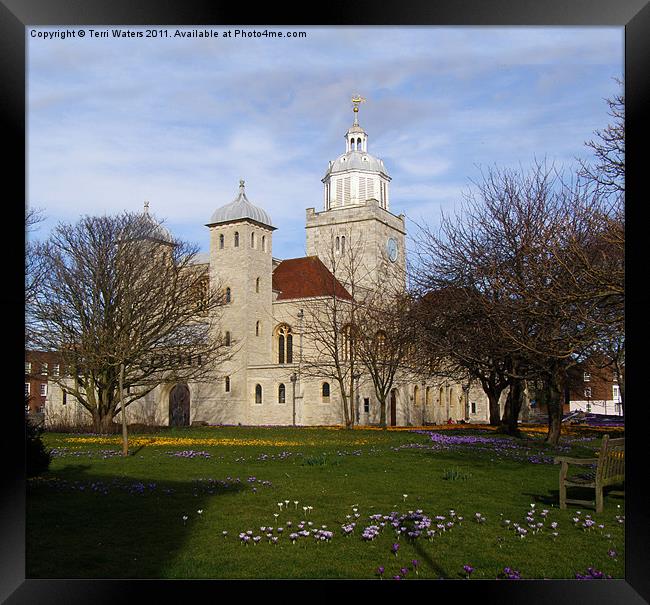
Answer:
[
  {"left": 169, "top": 383, "right": 190, "bottom": 427},
  {"left": 390, "top": 389, "right": 397, "bottom": 426}
]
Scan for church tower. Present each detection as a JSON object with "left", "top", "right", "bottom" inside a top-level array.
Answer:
[
  {"left": 206, "top": 180, "right": 275, "bottom": 421},
  {"left": 305, "top": 97, "right": 406, "bottom": 293}
]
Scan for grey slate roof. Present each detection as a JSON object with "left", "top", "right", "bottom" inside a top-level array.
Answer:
[{"left": 208, "top": 180, "right": 274, "bottom": 229}]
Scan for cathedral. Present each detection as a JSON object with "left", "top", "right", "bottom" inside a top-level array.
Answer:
[{"left": 45, "top": 100, "right": 492, "bottom": 428}]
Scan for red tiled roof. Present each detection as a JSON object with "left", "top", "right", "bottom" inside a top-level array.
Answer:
[{"left": 272, "top": 256, "right": 353, "bottom": 301}]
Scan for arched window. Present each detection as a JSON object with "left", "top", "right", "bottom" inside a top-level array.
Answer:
[
  {"left": 219, "top": 233, "right": 224, "bottom": 249},
  {"left": 255, "top": 384, "right": 262, "bottom": 404},
  {"left": 225, "top": 376, "right": 230, "bottom": 392},
  {"left": 278, "top": 383, "right": 286, "bottom": 404},
  {"left": 225, "top": 331, "right": 231, "bottom": 346},
  {"left": 357, "top": 137, "right": 362, "bottom": 150},
  {"left": 276, "top": 325, "right": 293, "bottom": 364},
  {"left": 336, "top": 236, "right": 340, "bottom": 252},
  {"left": 234, "top": 231, "right": 239, "bottom": 247},
  {"left": 414, "top": 386, "right": 420, "bottom": 405},
  {"left": 426, "top": 386, "right": 431, "bottom": 406},
  {"left": 322, "top": 382, "right": 330, "bottom": 400},
  {"left": 341, "top": 324, "right": 354, "bottom": 361},
  {"left": 225, "top": 287, "right": 231, "bottom": 303},
  {"left": 256, "top": 321, "right": 260, "bottom": 336},
  {"left": 251, "top": 232, "right": 255, "bottom": 248},
  {"left": 341, "top": 236, "right": 346, "bottom": 254},
  {"left": 256, "top": 277, "right": 260, "bottom": 293},
  {"left": 262, "top": 235, "right": 266, "bottom": 251}
]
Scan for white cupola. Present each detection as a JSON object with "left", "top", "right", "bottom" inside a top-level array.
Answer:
[{"left": 322, "top": 96, "right": 391, "bottom": 211}]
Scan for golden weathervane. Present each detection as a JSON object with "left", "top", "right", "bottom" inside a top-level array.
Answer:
[{"left": 351, "top": 95, "right": 366, "bottom": 113}]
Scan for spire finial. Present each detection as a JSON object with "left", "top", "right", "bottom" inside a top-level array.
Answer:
[
  {"left": 351, "top": 94, "right": 366, "bottom": 124},
  {"left": 239, "top": 179, "right": 245, "bottom": 191},
  {"left": 144, "top": 200, "right": 150, "bottom": 214}
]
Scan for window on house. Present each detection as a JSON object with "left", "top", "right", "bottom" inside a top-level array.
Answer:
[
  {"left": 225, "top": 376, "right": 230, "bottom": 392},
  {"left": 322, "top": 382, "right": 330, "bottom": 400},
  {"left": 25, "top": 383, "right": 30, "bottom": 396},
  {"left": 336, "top": 236, "right": 340, "bottom": 252},
  {"left": 40, "top": 383, "right": 47, "bottom": 397},
  {"left": 225, "top": 331, "right": 231, "bottom": 346},
  {"left": 53, "top": 364, "right": 60, "bottom": 377},
  {"left": 234, "top": 232, "right": 239, "bottom": 247},
  {"left": 251, "top": 232, "right": 255, "bottom": 248},
  {"left": 41, "top": 363, "right": 48, "bottom": 375},
  {"left": 225, "top": 287, "right": 231, "bottom": 303},
  {"left": 341, "top": 236, "right": 346, "bottom": 254},
  {"left": 278, "top": 383, "right": 286, "bottom": 404},
  {"left": 363, "top": 397, "right": 369, "bottom": 413},
  {"left": 219, "top": 233, "right": 224, "bottom": 249},
  {"left": 583, "top": 372, "right": 591, "bottom": 382},
  {"left": 262, "top": 235, "right": 266, "bottom": 251},
  {"left": 25, "top": 361, "right": 31, "bottom": 374},
  {"left": 256, "top": 277, "right": 260, "bottom": 293},
  {"left": 613, "top": 384, "right": 620, "bottom": 401},
  {"left": 256, "top": 321, "right": 260, "bottom": 337},
  {"left": 62, "top": 391, "right": 67, "bottom": 405},
  {"left": 255, "top": 384, "right": 262, "bottom": 404},
  {"left": 471, "top": 402, "right": 477, "bottom": 414}
]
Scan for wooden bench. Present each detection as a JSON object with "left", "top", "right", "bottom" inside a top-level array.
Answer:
[{"left": 554, "top": 434, "right": 624, "bottom": 513}]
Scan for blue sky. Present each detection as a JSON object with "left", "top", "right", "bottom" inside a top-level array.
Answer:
[{"left": 27, "top": 26, "right": 623, "bottom": 260}]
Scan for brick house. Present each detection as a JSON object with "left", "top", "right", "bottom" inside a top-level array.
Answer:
[{"left": 25, "top": 350, "right": 63, "bottom": 416}]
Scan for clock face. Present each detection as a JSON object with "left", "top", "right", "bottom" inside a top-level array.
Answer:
[{"left": 386, "top": 238, "right": 398, "bottom": 262}]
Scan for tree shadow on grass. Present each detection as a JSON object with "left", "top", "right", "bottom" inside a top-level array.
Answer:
[
  {"left": 410, "top": 540, "right": 450, "bottom": 579},
  {"left": 25, "top": 464, "right": 248, "bottom": 579}
]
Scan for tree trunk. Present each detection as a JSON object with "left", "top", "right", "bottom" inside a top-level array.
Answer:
[
  {"left": 92, "top": 411, "right": 116, "bottom": 434},
  {"left": 379, "top": 395, "right": 387, "bottom": 428},
  {"left": 502, "top": 379, "right": 524, "bottom": 437},
  {"left": 485, "top": 389, "right": 503, "bottom": 426},
  {"left": 545, "top": 372, "right": 564, "bottom": 446}
]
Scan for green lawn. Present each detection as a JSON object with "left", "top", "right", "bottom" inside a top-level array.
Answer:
[{"left": 26, "top": 425, "right": 625, "bottom": 580}]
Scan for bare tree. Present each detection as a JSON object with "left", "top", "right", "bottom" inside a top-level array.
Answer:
[
  {"left": 353, "top": 276, "right": 414, "bottom": 428},
  {"left": 31, "top": 212, "right": 229, "bottom": 433},
  {"left": 25, "top": 207, "right": 46, "bottom": 347},
  {"left": 414, "top": 160, "right": 620, "bottom": 445},
  {"left": 578, "top": 80, "right": 625, "bottom": 197},
  {"left": 297, "top": 230, "right": 369, "bottom": 428}
]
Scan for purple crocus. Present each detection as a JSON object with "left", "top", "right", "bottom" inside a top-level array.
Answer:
[
  {"left": 463, "top": 564, "right": 474, "bottom": 578},
  {"left": 391, "top": 543, "right": 400, "bottom": 556},
  {"left": 376, "top": 566, "right": 385, "bottom": 579}
]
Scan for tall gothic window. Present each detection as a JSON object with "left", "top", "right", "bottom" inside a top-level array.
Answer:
[
  {"left": 251, "top": 232, "right": 255, "bottom": 248},
  {"left": 225, "top": 331, "right": 231, "bottom": 346},
  {"left": 225, "top": 376, "right": 230, "bottom": 392},
  {"left": 219, "top": 233, "right": 224, "bottom": 249},
  {"left": 256, "top": 321, "right": 260, "bottom": 336},
  {"left": 262, "top": 235, "right": 266, "bottom": 251},
  {"left": 276, "top": 325, "right": 293, "bottom": 364},
  {"left": 234, "top": 231, "right": 239, "bottom": 247},
  {"left": 255, "top": 384, "right": 263, "bottom": 404},
  {"left": 322, "top": 382, "right": 330, "bottom": 400},
  {"left": 341, "top": 236, "right": 346, "bottom": 254},
  {"left": 278, "top": 383, "right": 286, "bottom": 404},
  {"left": 256, "top": 277, "right": 260, "bottom": 293},
  {"left": 225, "top": 287, "right": 231, "bottom": 303}
]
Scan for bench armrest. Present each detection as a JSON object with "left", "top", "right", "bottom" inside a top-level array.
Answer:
[{"left": 554, "top": 456, "right": 598, "bottom": 465}]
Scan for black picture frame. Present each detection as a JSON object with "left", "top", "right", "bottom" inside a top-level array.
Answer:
[{"left": 3, "top": 0, "right": 648, "bottom": 602}]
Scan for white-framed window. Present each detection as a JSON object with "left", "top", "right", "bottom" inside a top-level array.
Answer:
[
  {"left": 613, "top": 384, "right": 621, "bottom": 402},
  {"left": 25, "top": 361, "right": 32, "bottom": 374},
  {"left": 53, "top": 364, "right": 60, "bottom": 377},
  {"left": 583, "top": 372, "right": 591, "bottom": 382},
  {"left": 40, "top": 383, "right": 47, "bottom": 397},
  {"left": 41, "top": 363, "right": 48, "bottom": 375},
  {"left": 25, "top": 382, "right": 30, "bottom": 396}
]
